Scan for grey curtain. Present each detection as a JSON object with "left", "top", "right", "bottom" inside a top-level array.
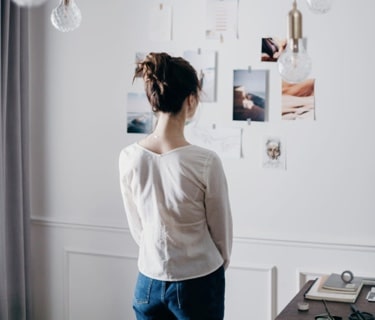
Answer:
[{"left": 1, "top": 0, "right": 31, "bottom": 319}]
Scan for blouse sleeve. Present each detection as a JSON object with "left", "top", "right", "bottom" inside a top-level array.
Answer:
[
  {"left": 204, "top": 153, "right": 233, "bottom": 270},
  {"left": 119, "top": 151, "right": 142, "bottom": 246}
]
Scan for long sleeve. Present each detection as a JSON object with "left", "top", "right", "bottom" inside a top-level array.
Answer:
[
  {"left": 204, "top": 154, "right": 233, "bottom": 270},
  {"left": 119, "top": 151, "right": 142, "bottom": 246}
]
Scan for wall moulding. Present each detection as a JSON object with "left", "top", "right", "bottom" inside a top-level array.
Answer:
[
  {"left": 235, "top": 236, "right": 375, "bottom": 254},
  {"left": 63, "top": 248, "right": 138, "bottom": 320},
  {"left": 31, "top": 215, "right": 127, "bottom": 234},
  {"left": 226, "top": 263, "right": 277, "bottom": 319},
  {"left": 62, "top": 248, "right": 277, "bottom": 320},
  {"left": 31, "top": 216, "right": 375, "bottom": 253}
]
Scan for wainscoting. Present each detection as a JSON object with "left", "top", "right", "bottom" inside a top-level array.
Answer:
[{"left": 30, "top": 219, "right": 375, "bottom": 320}]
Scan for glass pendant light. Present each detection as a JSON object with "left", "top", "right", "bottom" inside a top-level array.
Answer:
[
  {"left": 51, "top": 0, "right": 82, "bottom": 32},
  {"left": 306, "top": 0, "right": 333, "bottom": 14},
  {"left": 278, "top": 0, "right": 312, "bottom": 83},
  {"left": 11, "top": 0, "right": 46, "bottom": 6}
]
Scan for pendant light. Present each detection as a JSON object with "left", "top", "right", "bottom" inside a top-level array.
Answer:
[
  {"left": 278, "top": 0, "right": 312, "bottom": 83},
  {"left": 51, "top": 0, "right": 82, "bottom": 32}
]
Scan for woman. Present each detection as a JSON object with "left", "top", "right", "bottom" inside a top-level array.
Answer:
[{"left": 119, "top": 52, "right": 233, "bottom": 320}]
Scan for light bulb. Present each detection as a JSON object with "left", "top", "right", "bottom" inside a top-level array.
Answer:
[
  {"left": 278, "top": 0, "right": 312, "bottom": 83},
  {"left": 51, "top": 0, "right": 82, "bottom": 32},
  {"left": 278, "top": 39, "right": 312, "bottom": 83},
  {"left": 11, "top": 0, "right": 46, "bottom": 6},
  {"left": 306, "top": 0, "right": 333, "bottom": 14}
]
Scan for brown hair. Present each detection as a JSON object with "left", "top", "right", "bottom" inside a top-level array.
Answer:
[{"left": 134, "top": 52, "right": 201, "bottom": 115}]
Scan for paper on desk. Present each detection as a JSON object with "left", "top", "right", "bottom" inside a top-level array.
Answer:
[{"left": 304, "top": 276, "right": 362, "bottom": 303}]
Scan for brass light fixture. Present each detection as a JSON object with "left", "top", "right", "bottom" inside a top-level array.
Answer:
[{"left": 278, "top": 0, "right": 312, "bottom": 83}]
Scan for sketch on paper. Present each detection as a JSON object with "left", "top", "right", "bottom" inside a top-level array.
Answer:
[
  {"left": 282, "top": 79, "right": 315, "bottom": 120},
  {"left": 261, "top": 37, "right": 286, "bottom": 62},
  {"left": 205, "top": 0, "right": 239, "bottom": 40},
  {"left": 126, "top": 92, "right": 154, "bottom": 134},
  {"left": 262, "top": 136, "right": 286, "bottom": 170},
  {"left": 183, "top": 50, "right": 217, "bottom": 102},
  {"left": 233, "top": 69, "right": 268, "bottom": 122},
  {"left": 185, "top": 125, "right": 242, "bottom": 159}
]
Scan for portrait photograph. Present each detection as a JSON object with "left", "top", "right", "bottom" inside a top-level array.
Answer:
[
  {"left": 233, "top": 69, "right": 268, "bottom": 122},
  {"left": 262, "top": 136, "right": 286, "bottom": 170}
]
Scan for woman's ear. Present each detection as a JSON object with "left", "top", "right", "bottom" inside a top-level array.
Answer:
[
  {"left": 185, "top": 94, "right": 198, "bottom": 119},
  {"left": 187, "top": 93, "right": 197, "bottom": 107}
]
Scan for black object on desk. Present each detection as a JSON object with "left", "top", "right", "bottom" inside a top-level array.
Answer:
[{"left": 275, "top": 280, "right": 375, "bottom": 320}]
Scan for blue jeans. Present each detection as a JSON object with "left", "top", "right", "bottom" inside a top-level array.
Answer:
[{"left": 133, "top": 266, "right": 225, "bottom": 320}]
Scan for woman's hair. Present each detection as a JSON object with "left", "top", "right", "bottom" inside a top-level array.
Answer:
[{"left": 134, "top": 52, "right": 201, "bottom": 115}]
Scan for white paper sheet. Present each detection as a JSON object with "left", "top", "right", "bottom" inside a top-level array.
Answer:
[
  {"left": 149, "top": 4, "right": 172, "bottom": 41},
  {"left": 205, "top": 0, "right": 239, "bottom": 40},
  {"left": 185, "top": 125, "right": 242, "bottom": 159}
]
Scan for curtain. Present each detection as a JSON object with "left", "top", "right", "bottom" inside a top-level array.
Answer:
[{"left": 0, "top": 0, "right": 31, "bottom": 319}]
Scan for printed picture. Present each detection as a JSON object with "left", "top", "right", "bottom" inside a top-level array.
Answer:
[
  {"left": 282, "top": 79, "right": 315, "bottom": 120},
  {"left": 126, "top": 92, "right": 154, "bottom": 134},
  {"left": 205, "top": 0, "right": 239, "bottom": 41},
  {"left": 261, "top": 37, "right": 286, "bottom": 62},
  {"left": 262, "top": 136, "right": 286, "bottom": 170},
  {"left": 183, "top": 50, "right": 217, "bottom": 102},
  {"left": 233, "top": 69, "right": 268, "bottom": 122}
]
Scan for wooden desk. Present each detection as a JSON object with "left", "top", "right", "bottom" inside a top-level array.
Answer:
[{"left": 275, "top": 280, "right": 375, "bottom": 320}]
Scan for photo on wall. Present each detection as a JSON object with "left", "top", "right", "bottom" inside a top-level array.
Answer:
[
  {"left": 281, "top": 79, "right": 315, "bottom": 120},
  {"left": 183, "top": 50, "right": 217, "bottom": 102},
  {"left": 261, "top": 37, "right": 286, "bottom": 62},
  {"left": 233, "top": 69, "right": 268, "bottom": 122},
  {"left": 126, "top": 92, "right": 154, "bottom": 134},
  {"left": 205, "top": 0, "right": 239, "bottom": 40},
  {"left": 262, "top": 136, "right": 286, "bottom": 170}
]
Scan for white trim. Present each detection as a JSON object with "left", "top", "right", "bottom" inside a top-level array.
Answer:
[
  {"left": 297, "top": 269, "right": 326, "bottom": 291},
  {"left": 31, "top": 216, "right": 127, "bottom": 234},
  {"left": 63, "top": 248, "right": 137, "bottom": 320},
  {"left": 234, "top": 236, "right": 375, "bottom": 253},
  {"left": 31, "top": 216, "right": 375, "bottom": 252},
  {"left": 227, "top": 263, "right": 277, "bottom": 320}
]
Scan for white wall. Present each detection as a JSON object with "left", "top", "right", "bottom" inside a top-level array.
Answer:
[{"left": 28, "top": 0, "right": 375, "bottom": 319}]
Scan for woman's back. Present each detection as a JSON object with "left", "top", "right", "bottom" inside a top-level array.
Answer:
[{"left": 119, "top": 143, "right": 231, "bottom": 280}]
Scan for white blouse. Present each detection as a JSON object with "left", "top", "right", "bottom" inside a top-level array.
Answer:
[{"left": 119, "top": 143, "right": 232, "bottom": 281}]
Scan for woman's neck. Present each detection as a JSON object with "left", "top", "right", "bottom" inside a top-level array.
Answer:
[
  {"left": 152, "top": 113, "right": 185, "bottom": 138},
  {"left": 139, "top": 112, "right": 189, "bottom": 154}
]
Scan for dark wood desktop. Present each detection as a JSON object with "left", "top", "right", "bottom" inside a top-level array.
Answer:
[{"left": 275, "top": 280, "right": 375, "bottom": 320}]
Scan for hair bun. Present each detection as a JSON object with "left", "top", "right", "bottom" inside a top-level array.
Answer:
[
  {"left": 140, "top": 53, "right": 170, "bottom": 95},
  {"left": 133, "top": 52, "right": 200, "bottom": 114}
]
